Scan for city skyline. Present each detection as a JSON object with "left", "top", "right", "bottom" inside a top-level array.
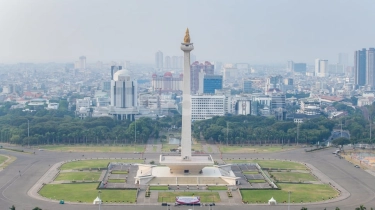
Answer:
[{"left": 1, "top": 0, "right": 375, "bottom": 64}]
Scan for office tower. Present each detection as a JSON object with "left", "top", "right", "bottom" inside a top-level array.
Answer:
[
  {"left": 293, "top": 63, "right": 306, "bottom": 74},
  {"left": 243, "top": 79, "right": 252, "bottom": 93},
  {"left": 338, "top": 53, "right": 348, "bottom": 66},
  {"left": 367, "top": 48, "right": 375, "bottom": 88},
  {"left": 164, "top": 56, "right": 171, "bottom": 69},
  {"left": 190, "top": 61, "right": 215, "bottom": 94},
  {"left": 110, "top": 69, "right": 137, "bottom": 108},
  {"left": 287, "top": 61, "right": 294, "bottom": 72},
  {"left": 355, "top": 48, "right": 367, "bottom": 86},
  {"left": 111, "top": 65, "right": 122, "bottom": 80},
  {"left": 315, "top": 59, "right": 328, "bottom": 77},
  {"left": 155, "top": 51, "right": 163, "bottom": 69},
  {"left": 203, "top": 75, "right": 223, "bottom": 94},
  {"left": 79, "top": 56, "right": 86, "bottom": 70}
]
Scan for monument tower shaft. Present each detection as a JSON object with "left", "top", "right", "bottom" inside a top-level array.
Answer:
[{"left": 180, "top": 28, "right": 194, "bottom": 159}]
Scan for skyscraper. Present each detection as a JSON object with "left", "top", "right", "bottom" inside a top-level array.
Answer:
[
  {"left": 203, "top": 75, "right": 223, "bottom": 94},
  {"left": 190, "top": 61, "right": 215, "bottom": 94},
  {"left": 164, "top": 56, "right": 171, "bottom": 69},
  {"left": 338, "top": 53, "right": 348, "bottom": 66},
  {"left": 155, "top": 51, "right": 163, "bottom": 69},
  {"left": 315, "top": 59, "right": 328, "bottom": 77},
  {"left": 79, "top": 56, "right": 86, "bottom": 70},
  {"left": 293, "top": 63, "right": 306, "bottom": 74},
  {"left": 366, "top": 48, "right": 375, "bottom": 88},
  {"left": 355, "top": 48, "right": 367, "bottom": 86}
]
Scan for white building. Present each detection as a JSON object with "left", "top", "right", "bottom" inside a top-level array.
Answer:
[
  {"left": 315, "top": 59, "right": 328, "bottom": 77},
  {"left": 109, "top": 69, "right": 138, "bottom": 120},
  {"left": 300, "top": 99, "right": 320, "bottom": 115},
  {"left": 155, "top": 51, "right": 163, "bottom": 69},
  {"left": 191, "top": 95, "right": 225, "bottom": 121}
]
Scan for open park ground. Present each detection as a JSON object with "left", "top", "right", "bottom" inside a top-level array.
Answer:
[
  {"left": 161, "top": 143, "right": 202, "bottom": 152},
  {"left": 39, "top": 145, "right": 145, "bottom": 153},
  {"left": 55, "top": 172, "right": 101, "bottom": 181},
  {"left": 226, "top": 160, "right": 307, "bottom": 170},
  {"left": 0, "top": 155, "right": 7, "bottom": 164},
  {"left": 158, "top": 192, "right": 220, "bottom": 203},
  {"left": 270, "top": 172, "right": 317, "bottom": 182},
  {"left": 219, "top": 145, "right": 297, "bottom": 153},
  {"left": 59, "top": 159, "right": 143, "bottom": 170},
  {"left": 240, "top": 183, "right": 337, "bottom": 203},
  {"left": 39, "top": 183, "right": 137, "bottom": 203}
]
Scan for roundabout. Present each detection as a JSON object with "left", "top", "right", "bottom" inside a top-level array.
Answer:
[{"left": 0, "top": 145, "right": 375, "bottom": 210}]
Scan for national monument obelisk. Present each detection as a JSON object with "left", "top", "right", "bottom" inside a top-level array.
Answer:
[
  {"left": 180, "top": 28, "right": 193, "bottom": 160},
  {"left": 159, "top": 29, "right": 213, "bottom": 174}
]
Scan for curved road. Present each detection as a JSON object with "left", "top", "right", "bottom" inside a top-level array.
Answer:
[{"left": 0, "top": 147, "right": 374, "bottom": 210}]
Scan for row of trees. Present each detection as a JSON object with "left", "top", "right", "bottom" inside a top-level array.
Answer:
[{"left": 0, "top": 102, "right": 181, "bottom": 145}]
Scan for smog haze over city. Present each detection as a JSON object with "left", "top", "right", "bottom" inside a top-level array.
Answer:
[
  {"left": 1, "top": 0, "right": 375, "bottom": 64},
  {"left": 2, "top": 1, "right": 375, "bottom": 210}
]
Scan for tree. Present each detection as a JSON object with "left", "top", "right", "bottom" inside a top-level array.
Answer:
[
  {"left": 300, "top": 207, "right": 308, "bottom": 210},
  {"left": 335, "top": 207, "right": 340, "bottom": 210},
  {"left": 332, "top": 137, "right": 350, "bottom": 146},
  {"left": 32, "top": 207, "right": 42, "bottom": 210},
  {"left": 9, "top": 205, "right": 15, "bottom": 210},
  {"left": 355, "top": 205, "right": 367, "bottom": 210}
]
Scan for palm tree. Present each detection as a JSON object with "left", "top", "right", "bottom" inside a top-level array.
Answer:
[
  {"left": 355, "top": 205, "right": 366, "bottom": 210},
  {"left": 9, "top": 205, "right": 15, "bottom": 210}
]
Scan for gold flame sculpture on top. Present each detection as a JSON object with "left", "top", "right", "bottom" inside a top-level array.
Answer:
[{"left": 184, "top": 28, "right": 190, "bottom": 43}]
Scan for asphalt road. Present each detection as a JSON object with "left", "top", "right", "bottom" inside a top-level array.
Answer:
[{"left": 0, "top": 146, "right": 374, "bottom": 210}]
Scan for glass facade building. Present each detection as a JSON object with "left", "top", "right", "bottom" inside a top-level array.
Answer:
[{"left": 203, "top": 75, "right": 223, "bottom": 94}]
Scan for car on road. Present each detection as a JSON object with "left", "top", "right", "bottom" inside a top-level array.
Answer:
[{"left": 354, "top": 165, "right": 360, "bottom": 168}]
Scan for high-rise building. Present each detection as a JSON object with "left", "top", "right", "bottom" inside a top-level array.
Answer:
[
  {"left": 315, "top": 59, "right": 328, "bottom": 77},
  {"left": 287, "top": 61, "right": 294, "bottom": 72},
  {"left": 172, "top": 56, "right": 179, "bottom": 69},
  {"left": 203, "top": 75, "right": 223, "bottom": 94},
  {"left": 111, "top": 65, "right": 122, "bottom": 80},
  {"left": 110, "top": 70, "right": 137, "bottom": 108},
  {"left": 79, "top": 56, "right": 86, "bottom": 70},
  {"left": 191, "top": 95, "right": 225, "bottom": 120},
  {"left": 151, "top": 72, "right": 183, "bottom": 92},
  {"left": 190, "top": 61, "right": 214, "bottom": 94},
  {"left": 155, "top": 51, "right": 163, "bottom": 69},
  {"left": 164, "top": 56, "right": 171, "bottom": 69},
  {"left": 293, "top": 63, "right": 306, "bottom": 74},
  {"left": 355, "top": 48, "right": 367, "bottom": 86},
  {"left": 366, "top": 48, "right": 375, "bottom": 88},
  {"left": 243, "top": 79, "right": 252, "bottom": 93}
]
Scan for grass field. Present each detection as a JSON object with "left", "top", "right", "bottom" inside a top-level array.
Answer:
[
  {"left": 248, "top": 179, "right": 266, "bottom": 183},
  {"left": 207, "top": 186, "right": 227, "bottom": 190},
  {"left": 39, "top": 183, "right": 137, "bottom": 203},
  {"left": 39, "top": 145, "right": 145, "bottom": 153},
  {"left": 107, "top": 179, "right": 126, "bottom": 183},
  {"left": 227, "top": 160, "right": 307, "bottom": 170},
  {"left": 219, "top": 145, "right": 296, "bottom": 153},
  {"left": 0, "top": 155, "right": 7, "bottom": 165},
  {"left": 150, "top": 186, "right": 169, "bottom": 190},
  {"left": 241, "top": 183, "right": 337, "bottom": 203},
  {"left": 161, "top": 144, "right": 180, "bottom": 152},
  {"left": 55, "top": 172, "right": 101, "bottom": 181},
  {"left": 271, "top": 172, "right": 317, "bottom": 182},
  {"left": 158, "top": 192, "right": 220, "bottom": 203},
  {"left": 60, "top": 159, "right": 143, "bottom": 170},
  {"left": 111, "top": 171, "right": 128, "bottom": 174}
]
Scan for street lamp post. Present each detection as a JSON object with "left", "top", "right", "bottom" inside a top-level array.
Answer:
[
  {"left": 98, "top": 190, "right": 101, "bottom": 210},
  {"left": 288, "top": 191, "right": 291, "bottom": 210}
]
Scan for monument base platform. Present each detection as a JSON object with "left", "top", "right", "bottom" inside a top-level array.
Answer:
[{"left": 159, "top": 154, "right": 214, "bottom": 174}]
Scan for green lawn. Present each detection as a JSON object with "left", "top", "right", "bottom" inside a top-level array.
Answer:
[
  {"left": 271, "top": 172, "right": 317, "bottom": 182},
  {"left": 220, "top": 145, "right": 296, "bottom": 153},
  {"left": 39, "top": 183, "right": 137, "bottom": 203},
  {"left": 153, "top": 146, "right": 157, "bottom": 152},
  {"left": 241, "top": 183, "right": 337, "bottom": 203},
  {"left": 227, "top": 160, "right": 307, "bottom": 170},
  {"left": 55, "top": 172, "right": 101, "bottom": 181},
  {"left": 60, "top": 159, "right": 143, "bottom": 170},
  {"left": 107, "top": 179, "right": 126, "bottom": 183},
  {"left": 111, "top": 171, "right": 128, "bottom": 174},
  {"left": 248, "top": 179, "right": 266, "bottom": 183},
  {"left": 39, "top": 145, "right": 145, "bottom": 153},
  {"left": 158, "top": 192, "right": 220, "bottom": 203},
  {"left": 0, "top": 155, "right": 7, "bottom": 165},
  {"left": 150, "top": 186, "right": 169, "bottom": 190},
  {"left": 207, "top": 146, "right": 213, "bottom": 153},
  {"left": 207, "top": 186, "right": 227, "bottom": 190},
  {"left": 161, "top": 144, "right": 179, "bottom": 152}
]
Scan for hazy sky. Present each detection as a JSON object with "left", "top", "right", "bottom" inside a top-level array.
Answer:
[{"left": 1, "top": 0, "right": 375, "bottom": 64}]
